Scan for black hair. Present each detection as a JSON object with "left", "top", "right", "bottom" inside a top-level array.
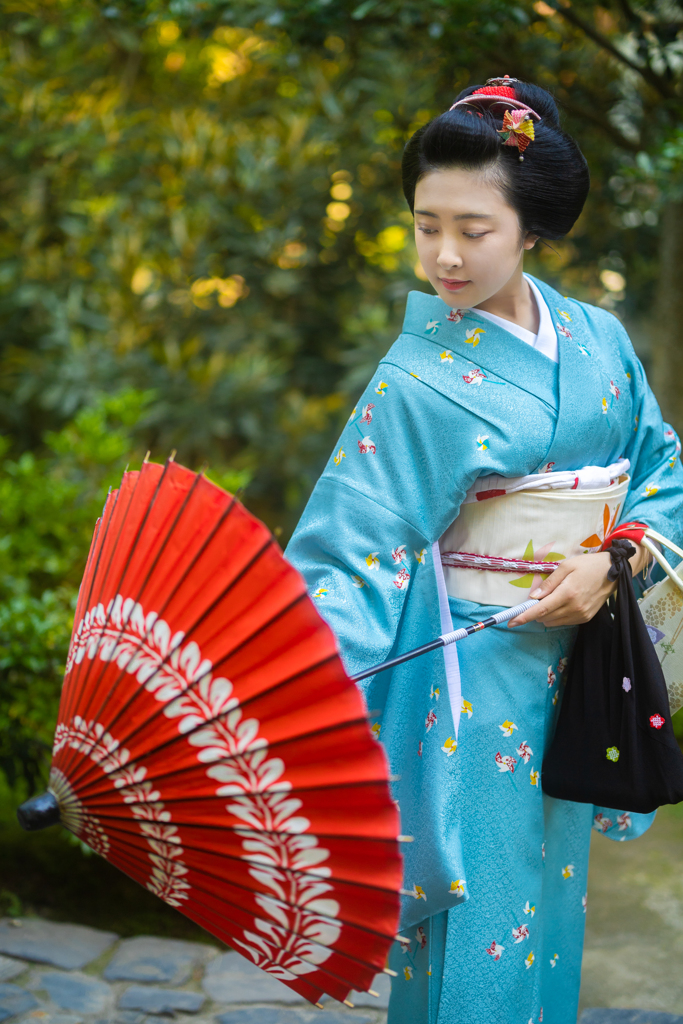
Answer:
[{"left": 402, "top": 80, "right": 589, "bottom": 239}]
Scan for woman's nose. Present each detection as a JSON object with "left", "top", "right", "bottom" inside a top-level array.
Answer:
[{"left": 436, "top": 248, "right": 463, "bottom": 270}]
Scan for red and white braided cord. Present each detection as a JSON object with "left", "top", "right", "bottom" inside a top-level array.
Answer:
[{"left": 441, "top": 550, "right": 561, "bottom": 574}]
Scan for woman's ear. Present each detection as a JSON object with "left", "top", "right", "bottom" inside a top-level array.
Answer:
[{"left": 523, "top": 232, "right": 540, "bottom": 251}]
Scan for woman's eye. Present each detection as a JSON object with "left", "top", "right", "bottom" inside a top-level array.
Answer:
[
  {"left": 417, "top": 226, "right": 437, "bottom": 234},
  {"left": 464, "top": 232, "right": 488, "bottom": 238}
]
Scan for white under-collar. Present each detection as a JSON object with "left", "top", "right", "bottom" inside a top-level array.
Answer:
[{"left": 469, "top": 275, "right": 558, "bottom": 363}]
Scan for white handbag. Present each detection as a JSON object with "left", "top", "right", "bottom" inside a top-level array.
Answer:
[{"left": 637, "top": 528, "right": 683, "bottom": 715}]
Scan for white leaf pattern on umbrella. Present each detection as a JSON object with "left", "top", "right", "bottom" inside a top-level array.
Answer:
[{"left": 60, "top": 595, "right": 344, "bottom": 981}]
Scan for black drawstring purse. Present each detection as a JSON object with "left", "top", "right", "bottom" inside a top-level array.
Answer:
[{"left": 542, "top": 538, "right": 683, "bottom": 814}]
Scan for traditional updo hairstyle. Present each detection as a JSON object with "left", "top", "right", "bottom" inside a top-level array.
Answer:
[{"left": 402, "top": 77, "right": 590, "bottom": 240}]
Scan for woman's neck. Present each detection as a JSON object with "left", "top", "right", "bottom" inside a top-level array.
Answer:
[{"left": 474, "top": 262, "right": 539, "bottom": 335}]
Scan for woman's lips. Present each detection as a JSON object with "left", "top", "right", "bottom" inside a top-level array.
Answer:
[{"left": 439, "top": 279, "right": 470, "bottom": 292}]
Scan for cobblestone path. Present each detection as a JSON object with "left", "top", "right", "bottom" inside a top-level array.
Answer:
[
  {"left": 0, "top": 919, "right": 389, "bottom": 1024},
  {"left": 2, "top": 916, "right": 683, "bottom": 1024}
]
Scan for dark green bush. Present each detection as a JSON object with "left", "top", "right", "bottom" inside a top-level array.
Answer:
[{"left": 0, "top": 390, "right": 152, "bottom": 790}]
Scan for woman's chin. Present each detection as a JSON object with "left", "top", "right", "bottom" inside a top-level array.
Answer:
[{"left": 435, "top": 283, "right": 475, "bottom": 307}]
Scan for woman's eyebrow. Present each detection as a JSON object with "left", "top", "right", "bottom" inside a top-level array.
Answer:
[{"left": 414, "top": 210, "right": 494, "bottom": 220}]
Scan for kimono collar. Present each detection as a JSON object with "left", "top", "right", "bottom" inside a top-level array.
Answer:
[
  {"left": 400, "top": 279, "right": 617, "bottom": 472},
  {"left": 529, "top": 276, "right": 619, "bottom": 471},
  {"left": 400, "top": 287, "right": 558, "bottom": 413}
]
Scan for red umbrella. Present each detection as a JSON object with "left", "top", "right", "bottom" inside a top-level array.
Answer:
[{"left": 17, "top": 459, "right": 401, "bottom": 1006}]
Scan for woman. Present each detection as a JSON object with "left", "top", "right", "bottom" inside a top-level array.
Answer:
[{"left": 286, "top": 78, "right": 683, "bottom": 1024}]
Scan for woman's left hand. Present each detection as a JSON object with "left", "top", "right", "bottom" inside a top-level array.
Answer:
[{"left": 507, "top": 543, "right": 649, "bottom": 629}]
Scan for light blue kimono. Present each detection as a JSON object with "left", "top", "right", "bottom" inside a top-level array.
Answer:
[{"left": 286, "top": 277, "right": 683, "bottom": 1024}]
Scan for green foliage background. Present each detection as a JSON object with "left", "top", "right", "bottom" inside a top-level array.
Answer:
[{"left": 1, "top": 0, "right": 683, "bottom": 825}]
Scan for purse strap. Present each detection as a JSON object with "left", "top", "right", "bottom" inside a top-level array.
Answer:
[{"left": 604, "top": 521, "right": 683, "bottom": 594}]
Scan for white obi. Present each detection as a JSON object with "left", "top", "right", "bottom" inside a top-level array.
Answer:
[{"left": 440, "top": 462, "right": 631, "bottom": 607}]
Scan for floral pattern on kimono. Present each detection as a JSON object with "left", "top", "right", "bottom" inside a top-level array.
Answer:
[{"left": 286, "top": 276, "right": 683, "bottom": 1024}]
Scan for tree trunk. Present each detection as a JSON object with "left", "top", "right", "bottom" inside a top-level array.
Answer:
[{"left": 652, "top": 200, "right": 683, "bottom": 438}]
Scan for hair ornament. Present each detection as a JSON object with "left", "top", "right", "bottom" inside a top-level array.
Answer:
[
  {"left": 482, "top": 75, "right": 521, "bottom": 88},
  {"left": 497, "top": 108, "right": 536, "bottom": 160},
  {"left": 449, "top": 75, "right": 541, "bottom": 162}
]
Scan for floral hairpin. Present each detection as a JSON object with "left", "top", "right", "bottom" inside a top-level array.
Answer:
[
  {"left": 497, "top": 108, "right": 536, "bottom": 161},
  {"left": 450, "top": 75, "right": 541, "bottom": 162}
]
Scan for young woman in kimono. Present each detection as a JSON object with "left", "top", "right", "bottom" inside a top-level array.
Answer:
[{"left": 286, "top": 77, "right": 683, "bottom": 1024}]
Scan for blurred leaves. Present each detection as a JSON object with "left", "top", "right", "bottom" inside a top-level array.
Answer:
[
  {"left": 3, "top": 0, "right": 682, "bottom": 528},
  {"left": 0, "top": 0, "right": 452, "bottom": 529},
  {"left": 0, "top": 390, "right": 150, "bottom": 791},
  {"left": 2, "top": 0, "right": 683, "bottom": 792}
]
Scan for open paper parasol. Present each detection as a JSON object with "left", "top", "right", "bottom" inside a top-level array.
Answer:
[{"left": 17, "top": 459, "right": 401, "bottom": 1006}]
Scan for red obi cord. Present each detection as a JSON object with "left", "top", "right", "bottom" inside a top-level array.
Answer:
[{"left": 601, "top": 521, "right": 649, "bottom": 550}]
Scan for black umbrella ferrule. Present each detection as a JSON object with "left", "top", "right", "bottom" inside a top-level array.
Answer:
[{"left": 16, "top": 791, "right": 61, "bottom": 831}]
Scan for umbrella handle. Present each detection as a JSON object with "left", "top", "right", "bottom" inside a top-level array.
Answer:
[{"left": 351, "top": 599, "right": 539, "bottom": 683}]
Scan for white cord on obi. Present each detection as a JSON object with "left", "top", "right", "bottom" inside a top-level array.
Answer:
[{"left": 463, "top": 458, "right": 630, "bottom": 505}]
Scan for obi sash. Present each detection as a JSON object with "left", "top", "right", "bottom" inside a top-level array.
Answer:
[{"left": 440, "top": 465, "right": 630, "bottom": 607}]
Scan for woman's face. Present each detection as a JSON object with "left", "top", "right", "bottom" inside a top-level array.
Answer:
[{"left": 413, "top": 166, "right": 537, "bottom": 308}]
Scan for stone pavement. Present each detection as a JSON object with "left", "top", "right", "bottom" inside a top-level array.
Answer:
[
  {"left": 0, "top": 920, "right": 388, "bottom": 1024},
  {"left": 2, "top": 897, "right": 683, "bottom": 1024}
]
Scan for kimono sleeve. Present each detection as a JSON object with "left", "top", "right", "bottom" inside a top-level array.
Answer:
[
  {"left": 285, "top": 363, "right": 470, "bottom": 680},
  {"left": 620, "top": 350, "right": 683, "bottom": 558}
]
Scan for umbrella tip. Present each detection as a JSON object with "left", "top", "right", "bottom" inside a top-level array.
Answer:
[
  {"left": 397, "top": 834, "right": 414, "bottom": 842},
  {"left": 368, "top": 989, "right": 380, "bottom": 998},
  {"left": 16, "top": 791, "right": 61, "bottom": 831},
  {"left": 143, "top": 451, "right": 151, "bottom": 464},
  {"left": 314, "top": 1002, "right": 324, "bottom": 1009},
  {"left": 383, "top": 968, "right": 398, "bottom": 977},
  {"left": 169, "top": 450, "right": 177, "bottom": 462}
]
